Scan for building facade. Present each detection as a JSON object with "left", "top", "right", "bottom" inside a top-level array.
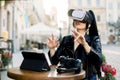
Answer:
[
  {"left": 106, "top": 0, "right": 120, "bottom": 44},
  {"left": 0, "top": 0, "right": 120, "bottom": 52},
  {"left": 0, "top": 1, "right": 15, "bottom": 52}
]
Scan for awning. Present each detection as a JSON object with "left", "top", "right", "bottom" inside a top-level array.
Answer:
[{"left": 21, "top": 23, "right": 60, "bottom": 42}]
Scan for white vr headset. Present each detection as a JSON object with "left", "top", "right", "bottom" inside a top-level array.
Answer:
[{"left": 68, "top": 9, "right": 92, "bottom": 23}]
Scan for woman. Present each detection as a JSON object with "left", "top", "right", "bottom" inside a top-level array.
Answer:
[{"left": 45, "top": 9, "right": 102, "bottom": 80}]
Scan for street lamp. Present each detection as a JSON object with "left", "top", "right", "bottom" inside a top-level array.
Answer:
[{"left": 58, "top": 22, "right": 63, "bottom": 42}]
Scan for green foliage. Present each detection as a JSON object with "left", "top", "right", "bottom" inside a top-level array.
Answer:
[
  {"left": 2, "top": 54, "right": 12, "bottom": 67},
  {"left": 101, "top": 54, "right": 116, "bottom": 80},
  {"left": 102, "top": 53, "right": 106, "bottom": 64},
  {"left": 100, "top": 73, "right": 116, "bottom": 80},
  {"left": 0, "top": 50, "right": 12, "bottom": 67}
]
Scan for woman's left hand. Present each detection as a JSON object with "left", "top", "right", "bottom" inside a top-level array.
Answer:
[
  {"left": 72, "top": 30, "right": 91, "bottom": 54},
  {"left": 72, "top": 30, "right": 86, "bottom": 45}
]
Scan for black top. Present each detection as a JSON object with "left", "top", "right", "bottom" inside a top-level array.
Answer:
[{"left": 48, "top": 34, "right": 102, "bottom": 78}]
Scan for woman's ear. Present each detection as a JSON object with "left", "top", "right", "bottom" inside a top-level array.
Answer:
[
  {"left": 86, "top": 24, "right": 91, "bottom": 35},
  {"left": 88, "top": 24, "right": 91, "bottom": 28}
]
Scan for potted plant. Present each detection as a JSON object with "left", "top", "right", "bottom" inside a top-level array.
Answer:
[
  {"left": 100, "top": 54, "right": 116, "bottom": 80},
  {"left": 101, "top": 63, "right": 116, "bottom": 80},
  {"left": 0, "top": 50, "right": 12, "bottom": 69}
]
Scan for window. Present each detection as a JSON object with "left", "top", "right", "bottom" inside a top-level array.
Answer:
[
  {"left": 78, "top": 0, "right": 82, "bottom": 6},
  {"left": 109, "top": 29, "right": 113, "bottom": 32},
  {"left": 108, "top": 14, "right": 112, "bottom": 22},
  {"left": 96, "top": 0, "right": 100, "bottom": 6},
  {"left": 97, "top": 15, "right": 100, "bottom": 22},
  {"left": 108, "top": 2, "right": 112, "bottom": 9},
  {"left": 87, "top": 0, "right": 91, "bottom": 6},
  {"left": 118, "top": 2, "right": 120, "bottom": 9}
]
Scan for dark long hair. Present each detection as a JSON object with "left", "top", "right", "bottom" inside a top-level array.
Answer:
[{"left": 87, "top": 10, "right": 99, "bottom": 36}]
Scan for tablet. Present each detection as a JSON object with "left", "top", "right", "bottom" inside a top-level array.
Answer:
[{"left": 20, "top": 51, "right": 50, "bottom": 72}]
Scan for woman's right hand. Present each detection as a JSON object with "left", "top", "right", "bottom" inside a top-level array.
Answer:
[{"left": 45, "top": 34, "right": 59, "bottom": 49}]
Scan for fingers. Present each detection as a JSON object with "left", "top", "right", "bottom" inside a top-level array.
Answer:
[
  {"left": 52, "top": 34, "right": 54, "bottom": 40},
  {"left": 48, "top": 34, "right": 55, "bottom": 42},
  {"left": 71, "top": 30, "right": 79, "bottom": 36},
  {"left": 71, "top": 30, "right": 86, "bottom": 44},
  {"left": 71, "top": 30, "right": 78, "bottom": 39},
  {"left": 55, "top": 40, "right": 59, "bottom": 47},
  {"left": 43, "top": 34, "right": 59, "bottom": 49},
  {"left": 47, "top": 37, "right": 51, "bottom": 44},
  {"left": 71, "top": 30, "right": 82, "bottom": 41},
  {"left": 46, "top": 34, "right": 58, "bottom": 44},
  {"left": 74, "top": 34, "right": 82, "bottom": 42}
]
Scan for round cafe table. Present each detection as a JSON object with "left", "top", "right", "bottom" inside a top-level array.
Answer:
[{"left": 7, "top": 66, "right": 85, "bottom": 80}]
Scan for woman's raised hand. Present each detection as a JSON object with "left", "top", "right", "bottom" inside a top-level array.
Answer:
[
  {"left": 72, "top": 30, "right": 86, "bottom": 45},
  {"left": 45, "top": 34, "right": 59, "bottom": 49}
]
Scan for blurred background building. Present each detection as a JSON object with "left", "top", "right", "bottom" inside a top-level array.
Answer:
[
  {"left": 0, "top": 0, "right": 120, "bottom": 53},
  {"left": 106, "top": 0, "right": 120, "bottom": 44}
]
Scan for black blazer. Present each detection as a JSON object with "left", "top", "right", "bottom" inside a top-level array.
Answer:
[{"left": 48, "top": 34, "right": 102, "bottom": 78}]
